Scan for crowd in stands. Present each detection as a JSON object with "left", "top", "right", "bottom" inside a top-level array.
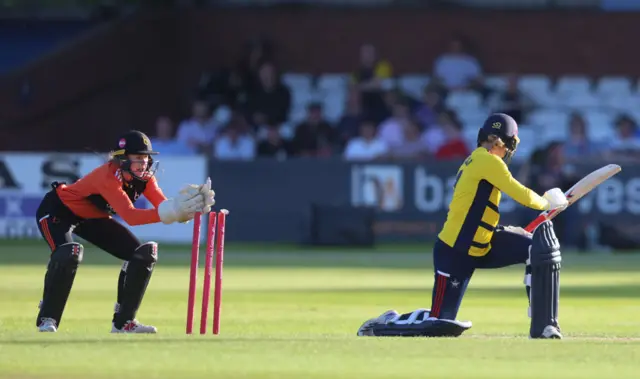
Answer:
[{"left": 150, "top": 36, "right": 640, "bottom": 168}]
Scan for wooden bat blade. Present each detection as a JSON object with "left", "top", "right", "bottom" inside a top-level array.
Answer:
[{"left": 524, "top": 164, "right": 621, "bottom": 233}]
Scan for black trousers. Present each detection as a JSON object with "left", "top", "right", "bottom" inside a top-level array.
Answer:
[{"left": 35, "top": 189, "right": 141, "bottom": 260}]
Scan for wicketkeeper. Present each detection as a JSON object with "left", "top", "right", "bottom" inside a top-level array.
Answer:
[
  {"left": 358, "top": 113, "right": 568, "bottom": 339},
  {"left": 34, "top": 130, "right": 215, "bottom": 333}
]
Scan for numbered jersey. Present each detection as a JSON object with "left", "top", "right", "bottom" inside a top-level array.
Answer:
[
  {"left": 55, "top": 162, "right": 167, "bottom": 226},
  {"left": 438, "top": 148, "right": 547, "bottom": 257}
]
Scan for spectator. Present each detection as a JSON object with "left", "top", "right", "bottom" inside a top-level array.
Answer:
[
  {"left": 435, "top": 116, "right": 469, "bottom": 160},
  {"left": 198, "top": 38, "right": 273, "bottom": 107},
  {"left": 352, "top": 43, "right": 393, "bottom": 124},
  {"left": 563, "top": 113, "right": 601, "bottom": 162},
  {"left": 336, "top": 87, "right": 365, "bottom": 148},
  {"left": 352, "top": 43, "right": 393, "bottom": 90},
  {"left": 388, "top": 119, "right": 431, "bottom": 161},
  {"left": 257, "top": 123, "right": 292, "bottom": 160},
  {"left": 432, "top": 36, "right": 486, "bottom": 96},
  {"left": 150, "top": 116, "right": 194, "bottom": 156},
  {"left": 422, "top": 109, "right": 457, "bottom": 155},
  {"left": 607, "top": 114, "right": 640, "bottom": 162},
  {"left": 519, "top": 142, "right": 580, "bottom": 248},
  {"left": 291, "top": 103, "right": 336, "bottom": 157},
  {"left": 490, "top": 73, "right": 535, "bottom": 123},
  {"left": 245, "top": 62, "right": 291, "bottom": 128},
  {"left": 176, "top": 99, "right": 219, "bottom": 155},
  {"left": 414, "top": 85, "right": 445, "bottom": 129},
  {"left": 344, "top": 120, "right": 388, "bottom": 161},
  {"left": 213, "top": 124, "right": 256, "bottom": 161},
  {"left": 377, "top": 99, "right": 412, "bottom": 148}
]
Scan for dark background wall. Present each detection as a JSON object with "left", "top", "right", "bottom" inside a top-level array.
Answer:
[{"left": 1, "top": 9, "right": 639, "bottom": 152}]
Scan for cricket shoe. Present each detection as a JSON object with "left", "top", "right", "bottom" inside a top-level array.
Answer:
[
  {"left": 530, "top": 325, "right": 563, "bottom": 340},
  {"left": 37, "top": 317, "right": 57, "bottom": 333},
  {"left": 357, "top": 310, "right": 399, "bottom": 336},
  {"left": 111, "top": 319, "right": 157, "bottom": 334},
  {"left": 541, "top": 325, "right": 563, "bottom": 339}
]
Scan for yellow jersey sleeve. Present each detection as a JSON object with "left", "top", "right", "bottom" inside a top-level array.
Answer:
[{"left": 480, "top": 153, "right": 548, "bottom": 211}]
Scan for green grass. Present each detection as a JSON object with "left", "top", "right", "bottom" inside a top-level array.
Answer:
[{"left": 1, "top": 241, "right": 639, "bottom": 378}]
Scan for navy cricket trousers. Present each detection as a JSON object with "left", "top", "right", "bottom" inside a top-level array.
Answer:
[{"left": 429, "top": 226, "right": 532, "bottom": 320}]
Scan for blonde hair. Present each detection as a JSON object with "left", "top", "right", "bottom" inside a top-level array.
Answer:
[{"left": 484, "top": 135, "right": 505, "bottom": 149}]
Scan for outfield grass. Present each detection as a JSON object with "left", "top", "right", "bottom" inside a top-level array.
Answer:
[{"left": 1, "top": 241, "right": 639, "bottom": 378}]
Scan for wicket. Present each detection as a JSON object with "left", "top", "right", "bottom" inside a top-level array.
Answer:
[{"left": 186, "top": 209, "right": 228, "bottom": 335}]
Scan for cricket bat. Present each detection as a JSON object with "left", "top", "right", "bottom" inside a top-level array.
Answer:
[{"left": 524, "top": 164, "right": 621, "bottom": 233}]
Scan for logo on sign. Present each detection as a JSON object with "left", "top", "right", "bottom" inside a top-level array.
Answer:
[{"left": 351, "top": 165, "right": 403, "bottom": 212}]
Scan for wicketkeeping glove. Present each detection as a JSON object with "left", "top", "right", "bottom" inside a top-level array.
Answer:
[
  {"left": 157, "top": 184, "right": 205, "bottom": 224},
  {"left": 198, "top": 177, "right": 216, "bottom": 214}
]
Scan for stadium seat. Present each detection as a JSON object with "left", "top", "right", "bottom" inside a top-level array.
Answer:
[
  {"left": 484, "top": 75, "right": 508, "bottom": 91},
  {"left": 279, "top": 122, "right": 295, "bottom": 140},
  {"left": 288, "top": 106, "right": 308, "bottom": 124},
  {"left": 561, "top": 92, "right": 602, "bottom": 110},
  {"left": 512, "top": 126, "right": 536, "bottom": 161},
  {"left": 518, "top": 75, "right": 557, "bottom": 107},
  {"left": 380, "top": 78, "right": 397, "bottom": 91},
  {"left": 317, "top": 73, "right": 350, "bottom": 92},
  {"left": 445, "top": 90, "right": 482, "bottom": 111},
  {"left": 462, "top": 126, "right": 479, "bottom": 151},
  {"left": 596, "top": 76, "right": 632, "bottom": 97},
  {"left": 398, "top": 74, "right": 430, "bottom": 99},
  {"left": 213, "top": 105, "right": 232, "bottom": 125},
  {"left": 583, "top": 110, "right": 615, "bottom": 129},
  {"left": 518, "top": 75, "right": 552, "bottom": 98},
  {"left": 527, "top": 109, "right": 570, "bottom": 127},
  {"left": 321, "top": 91, "right": 347, "bottom": 123},
  {"left": 555, "top": 75, "right": 592, "bottom": 96},
  {"left": 291, "top": 88, "right": 319, "bottom": 109},
  {"left": 282, "top": 73, "right": 313, "bottom": 93},
  {"left": 587, "top": 124, "right": 616, "bottom": 142},
  {"left": 457, "top": 108, "right": 489, "bottom": 127},
  {"left": 541, "top": 122, "right": 569, "bottom": 143}
]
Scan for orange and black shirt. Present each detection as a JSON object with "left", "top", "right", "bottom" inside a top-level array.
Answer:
[{"left": 55, "top": 162, "right": 166, "bottom": 226}]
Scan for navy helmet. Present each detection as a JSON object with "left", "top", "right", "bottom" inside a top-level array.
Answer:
[
  {"left": 110, "top": 130, "right": 159, "bottom": 182},
  {"left": 477, "top": 113, "right": 520, "bottom": 162}
]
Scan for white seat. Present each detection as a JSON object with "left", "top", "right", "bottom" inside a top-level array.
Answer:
[
  {"left": 627, "top": 111, "right": 640, "bottom": 125},
  {"left": 317, "top": 73, "right": 349, "bottom": 92},
  {"left": 484, "top": 75, "right": 508, "bottom": 91},
  {"left": 587, "top": 124, "right": 616, "bottom": 142},
  {"left": 213, "top": 105, "right": 232, "bottom": 125},
  {"left": 457, "top": 109, "right": 488, "bottom": 127},
  {"left": 291, "top": 88, "right": 321, "bottom": 109},
  {"left": 282, "top": 73, "right": 312, "bottom": 92},
  {"left": 518, "top": 75, "right": 552, "bottom": 97},
  {"left": 445, "top": 90, "right": 482, "bottom": 110},
  {"left": 322, "top": 91, "right": 347, "bottom": 123},
  {"left": 527, "top": 109, "right": 570, "bottom": 127},
  {"left": 541, "top": 122, "right": 569, "bottom": 143},
  {"left": 398, "top": 74, "right": 430, "bottom": 99},
  {"left": 555, "top": 76, "right": 592, "bottom": 96},
  {"left": 601, "top": 94, "right": 640, "bottom": 113},
  {"left": 462, "top": 126, "right": 479, "bottom": 151},
  {"left": 288, "top": 106, "right": 308, "bottom": 124},
  {"left": 380, "top": 78, "right": 397, "bottom": 91},
  {"left": 279, "top": 122, "right": 295, "bottom": 139},
  {"left": 513, "top": 127, "right": 536, "bottom": 161},
  {"left": 596, "top": 76, "right": 632, "bottom": 97},
  {"left": 560, "top": 92, "right": 602, "bottom": 110},
  {"left": 583, "top": 110, "right": 615, "bottom": 129}
]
